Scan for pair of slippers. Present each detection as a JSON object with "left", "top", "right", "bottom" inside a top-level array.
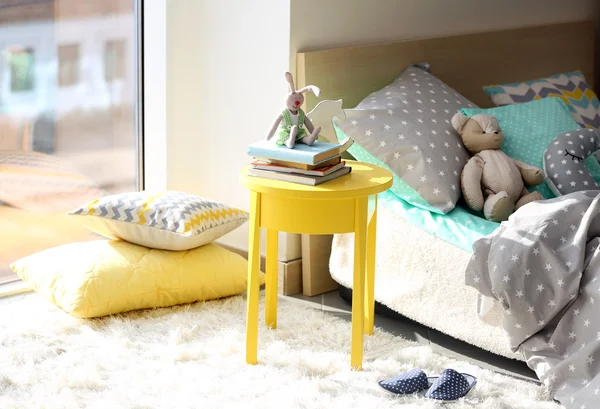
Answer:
[{"left": 378, "top": 368, "right": 477, "bottom": 401}]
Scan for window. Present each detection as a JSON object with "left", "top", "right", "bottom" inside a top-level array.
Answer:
[
  {"left": 0, "top": 1, "right": 141, "bottom": 288},
  {"left": 7, "top": 46, "right": 35, "bottom": 92},
  {"left": 58, "top": 44, "right": 80, "bottom": 87},
  {"left": 104, "top": 39, "right": 126, "bottom": 82}
]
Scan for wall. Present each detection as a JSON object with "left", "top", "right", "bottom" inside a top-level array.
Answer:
[
  {"left": 166, "top": 0, "right": 296, "bottom": 259},
  {"left": 291, "top": 0, "right": 599, "bottom": 88}
]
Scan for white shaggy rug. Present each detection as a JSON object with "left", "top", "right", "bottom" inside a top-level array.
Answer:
[{"left": 0, "top": 293, "right": 561, "bottom": 409}]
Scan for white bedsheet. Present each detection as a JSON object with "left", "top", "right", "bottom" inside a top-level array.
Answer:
[{"left": 329, "top": 202, "right": 521, "bottom": 360}]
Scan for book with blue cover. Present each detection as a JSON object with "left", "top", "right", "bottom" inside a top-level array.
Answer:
[{"left": 247, "top": 136, "right": 353, "bottom": 165}]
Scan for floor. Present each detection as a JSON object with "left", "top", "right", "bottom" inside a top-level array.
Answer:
[
  {"left": 0, "top": 287, "right": 538, "bottom": 384},
  {"left": 287, "top": 289, "right": 538, "bottom": 383}
]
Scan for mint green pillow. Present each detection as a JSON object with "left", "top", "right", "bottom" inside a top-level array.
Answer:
[{"left": 461, "top": 98, "right": 600, "bottom": 199}]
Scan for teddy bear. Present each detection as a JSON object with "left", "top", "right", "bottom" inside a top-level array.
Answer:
[{"left": 451, "top": 112, "right": 544, "bottom": 222}]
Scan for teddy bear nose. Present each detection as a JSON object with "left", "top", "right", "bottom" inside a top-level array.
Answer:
[{"left": 295, "top": 101, "right": 300, "bottom": 106}]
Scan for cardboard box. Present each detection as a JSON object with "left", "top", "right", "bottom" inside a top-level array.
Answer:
[
  {"left": 301, "top": 234, "right": 338, "bottom": 296},
  {"left": 278, "top": 259, "right": 302, "bottom": 296}
]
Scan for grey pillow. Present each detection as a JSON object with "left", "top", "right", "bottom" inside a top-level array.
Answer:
[
  {"left": 335, "top": 65, "right": 476, "bottom": 213},
  {"left": 544, "top": 128, "right": 600, "bottom": 196}
]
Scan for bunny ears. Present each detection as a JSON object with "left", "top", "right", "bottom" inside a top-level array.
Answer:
[
  {"left": 285, "top": 71, "right": 321, "bottom": 97},
  {"left": 285, "top": 72, "right": 296, "bottom": 91}
]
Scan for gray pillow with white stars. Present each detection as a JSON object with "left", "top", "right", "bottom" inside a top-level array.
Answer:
[
  {"left": 544, "top": 128, "right": 600, "bottom": 196},
  {"left": 335, "top": 65, "right": 475, "bottom": 214}
]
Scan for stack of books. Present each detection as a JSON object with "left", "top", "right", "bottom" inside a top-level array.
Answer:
[{"left": 247, "top": 137, "right": 354, "bottom": 186}]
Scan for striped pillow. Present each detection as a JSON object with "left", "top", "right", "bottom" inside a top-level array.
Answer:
[
  {"left": 0, "top": 151, "right": 103, "bottom": 212},
  {"left": 68, "top": 191, "right": 249, "bottom": 251},
  {"left": 483, "top": 71, "right": 600, "bottom": 129}
]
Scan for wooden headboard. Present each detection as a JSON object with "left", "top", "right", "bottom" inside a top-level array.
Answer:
[{"left": 297, "top": 21, "right": 595, "bottom": 111}]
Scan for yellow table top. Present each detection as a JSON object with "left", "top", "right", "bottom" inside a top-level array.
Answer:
[{"left": 240, "top": 160, "right": 393, "bottom": 199}]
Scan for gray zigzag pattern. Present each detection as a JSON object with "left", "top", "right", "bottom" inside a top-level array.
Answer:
[
  {"left": 123, "top": 206, "right": 135, "bottom": 223},
  {"left": 74, "top": 192, "right": 243, "bottom": 234},
  {"left": 110, "top": 199, "right": 125, "bottom": 219}
]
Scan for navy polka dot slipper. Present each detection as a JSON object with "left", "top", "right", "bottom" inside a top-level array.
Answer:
[
  {"left": 424, "top": 368, "right": 477, "bottom": 401},
  {"left": 377, "top": 368, "right": 432, "bottom": 395}
]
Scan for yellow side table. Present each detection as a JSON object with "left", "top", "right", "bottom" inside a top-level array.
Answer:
[{"left": 240, "top": 160, "right": 393, "bottom": 370}]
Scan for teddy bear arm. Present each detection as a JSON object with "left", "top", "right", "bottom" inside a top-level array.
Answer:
[
  {"left": 461, "top": 155, "right": 485, "bottom": 211},
  {"left": 513, "top": 159, "right": 544, "bottom": 186}
]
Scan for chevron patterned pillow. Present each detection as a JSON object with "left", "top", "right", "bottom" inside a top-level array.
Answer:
[
  {"left": 68, "top": 191, "right": 248, "bottom": 251},
  {"left": 483, "top": 71, "right": 600, "bottom": 129}
]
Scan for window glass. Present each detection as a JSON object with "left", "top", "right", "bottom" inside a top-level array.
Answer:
[{"left": 0, "top": 0, "right": 139, "bottom": 286}]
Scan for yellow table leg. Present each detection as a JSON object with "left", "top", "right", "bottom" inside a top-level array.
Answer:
[
  {"left": 365, "top": 194, "right": 377, "bottom": 336},
  {"left": 246, "top": 191, "right": 261, "bottom": 365},
  {"left": 265, "top": 229, "right": 278, "bottom": 329},
  {"left": 351, "top": 197, "right": 368, "bottom": 370}
]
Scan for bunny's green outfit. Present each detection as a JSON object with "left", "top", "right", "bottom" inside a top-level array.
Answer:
[{"left": 277, "top": 108, "right": 308, "bottom": 146}]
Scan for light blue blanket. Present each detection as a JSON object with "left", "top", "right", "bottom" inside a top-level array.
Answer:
[{"left": 378, "top": 190, "right": 498, "bottom": 253}]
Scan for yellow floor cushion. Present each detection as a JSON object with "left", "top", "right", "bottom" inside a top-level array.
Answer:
[{"left": 10, "top": 240, "right": 262, "bottom": 318}]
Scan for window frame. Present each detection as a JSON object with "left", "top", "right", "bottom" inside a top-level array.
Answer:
[{"left": 138, "top": 0, "right": 167, "bottom": 192}]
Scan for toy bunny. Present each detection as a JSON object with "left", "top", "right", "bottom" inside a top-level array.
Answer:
[{"left": 266, "top": 72, "right": 322, "bottom": 148}]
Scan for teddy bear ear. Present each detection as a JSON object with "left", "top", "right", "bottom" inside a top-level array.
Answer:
[
  {"left": 451, "top": 112, "right": 469, "bottom": 133},
  {"left": 471, "top": 114, "right": 499, "bottom": 131}
]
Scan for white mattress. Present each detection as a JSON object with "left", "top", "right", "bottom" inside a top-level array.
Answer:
[{"left": 329, "top": 203, "right": 522, "bottom": 360}]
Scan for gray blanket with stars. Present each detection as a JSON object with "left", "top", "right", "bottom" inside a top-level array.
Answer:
[{"left": 465, "top": 190, "right": 600, "bottom": 409}]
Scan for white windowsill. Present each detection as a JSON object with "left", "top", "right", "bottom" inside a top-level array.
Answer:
[{"left": 0, "top": 281, "right": 32, "bottom": 298}]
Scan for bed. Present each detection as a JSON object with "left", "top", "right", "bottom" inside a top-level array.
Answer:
[{"left": 295, "top": 21, "right": 597, "bottom": 360}]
